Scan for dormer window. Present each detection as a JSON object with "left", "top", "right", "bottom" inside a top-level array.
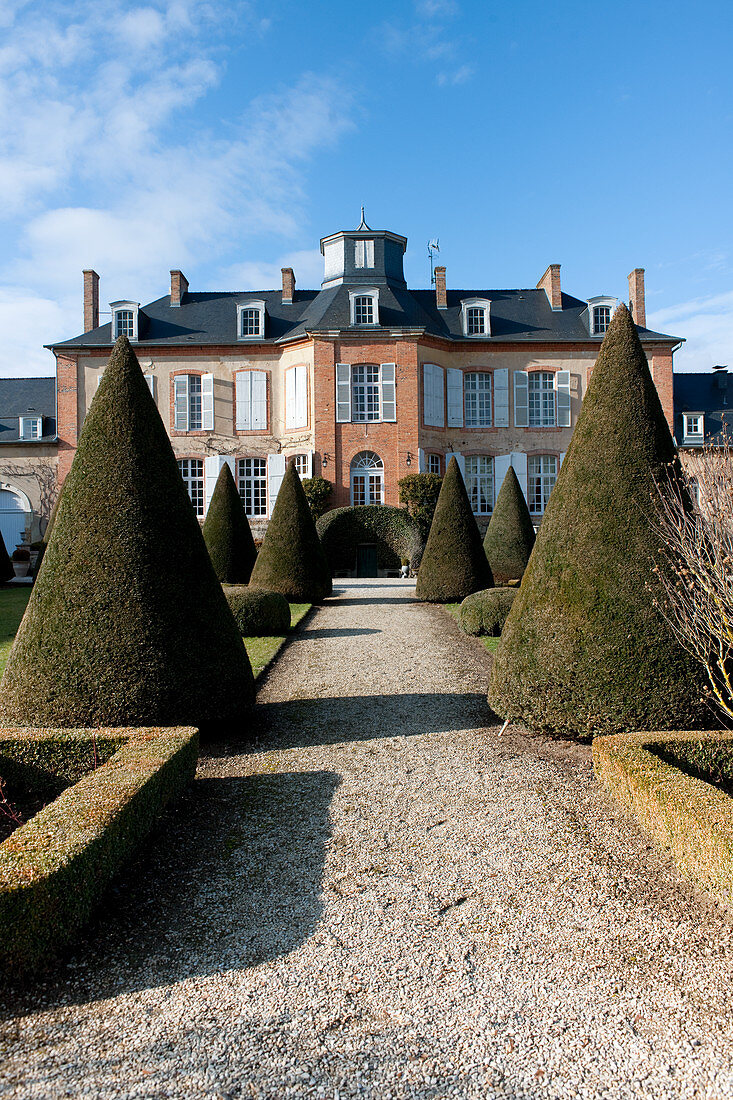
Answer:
[
  {"left": 237, "top": 300, "right": 266, "bottom": 340},
  {"left": 19, "top": 416, "right": 41, "bottom": 440},
  {"left": 460, "top": 298, "right": 491, "bottom": 337},
  {"left": 110, "top": 301, "right": 139, "bottom": 341},
  {"left": 349, "top": 287, "right": 379, "bottom": 326},
  {"left": 354, "top": 239, "right": 374, "bottom": 268},
  {"left": 587, "top": 296, "right": 617, "bottom": 336},
  {"left": 683, "top": 413, "right": 704, "bottom": 443}
]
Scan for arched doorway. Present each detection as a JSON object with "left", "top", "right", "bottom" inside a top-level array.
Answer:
[
  {"left": 350, "top": 451, "right": 384, "bottom": 507},
  {"left": 0, "top": 487, "right": 29, "bottom": 552}
]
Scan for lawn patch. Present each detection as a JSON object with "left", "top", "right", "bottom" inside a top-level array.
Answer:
[
  {"left": 0, "top": 588, "right": 31, "bottom": 677},
  {"left": 245, "top": 602, "right": 312, "bottom": 680}
]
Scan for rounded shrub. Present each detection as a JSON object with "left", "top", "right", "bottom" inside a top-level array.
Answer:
[
  {"left": 415, "top": 456, "right": 493, "bottom": 603},
  {"left": 488, "top": 304, "right": 708, "bottom": 740},
  {"left": 317, "top": 505, "right": 424, "bottom": 574},
  {"left": 202, "top": 462, "right": 257, "bottom": 584},
  {"left": 223, "top": 586, "right": 291, "bottom": 636},
  {"left": 250, "top": 462, "right": 332, "bottom": 602},
  {"left": 0, "top": 336, "right": 255, "bottom": 731},
  {"left": 459, "top": 587, "right": 516, "bottom": 636},
  {"left": 483, "top": 466, "right": 535, "bottom": 584}
]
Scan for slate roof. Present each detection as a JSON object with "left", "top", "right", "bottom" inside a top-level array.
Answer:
[
  {"left": 0, "top": 377, "right": 56, "bottom": 444},
  {"left": 50, "top": 286, "right": 680, "bottom": 349},
  {"left": 673, "top": 371, "right": 733, "bottom": 446}
]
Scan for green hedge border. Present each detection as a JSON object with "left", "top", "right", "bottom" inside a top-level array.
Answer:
[
  {"left": 0, "top": 725, "right": 198, "bottom": 976},
  {"left": 593, "top": 729, "right": 733, "bottom": 904}
]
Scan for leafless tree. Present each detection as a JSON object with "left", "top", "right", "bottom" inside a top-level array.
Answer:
[
  {"left": 0, "top": 460, "right": 58, "bottom": 527},
  {"left": 653, "top": 439, "right": 733, "bottom": 722}
]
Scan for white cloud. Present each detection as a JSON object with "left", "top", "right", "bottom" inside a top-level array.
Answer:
[
  {"left": 222, "top": 249, "right": 325, "bottom": 291},
  {"left": 378, "top": 0, "right": 473, "bottom": 89},
  {"left": 436, "top": 64, "right": 474, "bottom": 86},
  {"left": 0, "top": 2, "right": 356, "bottom": 375},
  {"left": 649, "top": 290, "right": 733, "bottom": 373}
]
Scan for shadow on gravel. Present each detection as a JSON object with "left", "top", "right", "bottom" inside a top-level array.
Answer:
[
  {"left": 291, "top": 627, "right": 382, "bottom": 639},
  {"left": 0, "top": 770, "right": 339, "bottom": 1016},
  {"left": 253, "top": 692, "right": 494, "bottom": 750}
]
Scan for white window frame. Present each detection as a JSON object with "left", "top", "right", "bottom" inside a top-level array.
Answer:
[
  {"left": 587, "top": 296, "right": 617, "bottom": 336},
  {"left": 349, "top": 287, "right": 379, "bottom": 326},
  {"left": 350, "top": 451, "right": 384, "bottom": 507},
  {"left": 110, "top": 300, "right": 139, "bottom": 341},
  {"left": 335, "top": 363, "right": 395, "bottom": 424},
  {"left": 352, "top": 364, "right": 381, "bottom": 422},
  {"left": 235, "top": 370, "right": 267, "bottom": 432},
  {"left": 683, "top": 413, "right": 704, "bottom": 443},
  {"left": 528, "top": 454, "right": 558, "bottom": 516},
  {"left": 18, "top": 416, "right": 42, "bottom": 440},
  {"left": 178, "top": 458, "right": 205, "bottom": 517},
  {"left": 290, "top": 453, "right": 313, "bottom": 479},
  {"left": 528, "top": 371, "right": 556, "bottom": 428},
  {"left": 174, "top": 374, "right": 214, "bottom": 431},
  {"left": 237, "top": 457, "right": 268, "bottom": 517},
  {"left": 465, "top": 455, "right": 494, "bottom": 515},
  {"left": 237, "top": 300, "right": 266, "bottom": 341},
  {"left": 460, "top": 298, "right": 491, "bottom": 338},
  {"left": 464, "top": 372, "right": 492, "bottom": 427},
  {"left": 427, "top": 453, "right": 442, "bottom": 476},
  {"left": 354, "top": 239, "right": 375, "bottom": 268}
]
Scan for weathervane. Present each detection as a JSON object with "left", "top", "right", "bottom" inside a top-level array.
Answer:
[{"left": 428, "top": 238, "right": 440, "bottom": 285}]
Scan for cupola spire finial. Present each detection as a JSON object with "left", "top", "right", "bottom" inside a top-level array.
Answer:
[{"left": 357, "top": 205, "right": 371, "bottom": 231}]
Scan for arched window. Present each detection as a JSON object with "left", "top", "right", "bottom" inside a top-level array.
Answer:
[{"left": 350, "top": 451, "right": 384, "bottom": 506}]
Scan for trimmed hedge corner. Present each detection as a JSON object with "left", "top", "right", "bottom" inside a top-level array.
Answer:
[
  {"left": 593, "top": 729, "right": 733, "bottom": 905},
  {"left": 459, "top": 587, "right": 516, "bottom": 637},
  {"left": 0, "top": 725, "right": 198, "bottom": 977},
  {"left": 223, "top": 586, "right": 291, "bottom": 636}
]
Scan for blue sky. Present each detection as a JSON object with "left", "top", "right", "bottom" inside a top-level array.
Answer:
[{"left": 1, "top": 0, "right": 731, "bottom": 375}]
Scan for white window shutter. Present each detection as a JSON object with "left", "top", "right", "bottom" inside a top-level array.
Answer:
[
  {"left": 305, "top": 450, "right": 314, "bottom": 478},
  {"left": 559, "top": 451, "right": 566, "bottom": 468},
  {"left": 285, "top": 368, "right": 296, "bottom": 429},
  {"left": 556, "top": 370, "right": 571, "bottom": 427},
  {"left": 493, "top": 368, "right": 509, "bottom": 427},
  {"left": 252, "top": 371, "right": 267, "bottom": 431},
  {"left": 452, "top": 452, "right": 466, "bottom": 481},
  {"left": 418, "top": 448, "right": 426, "bottom": 472},
  {"left": 381, "top": 363, "right": 396, "bottom": 421},
  {"left": 295, "top": 365, "right": 307, "bottom": 428},
  {"left": 446, "top": 368, "right": 463, "bottom": 427},
  {"left": 201, "top": 373, "right": 214, "bottom": 430},
  {"left": 336, "top": 363, "right": 351, "bottom": 423},
  {"left": 235, "top": 372, "right": 251, "bottom": 430},
  {"left": 267, "top": 453, "right": 286, "bottom": 515},
  {"left": 514, "top": 370, "right": 529, "bottom": 427},
  {"left": 144, "top": 375, "right": 156, "bottom": 398},
  {"left": 424, "top": 363, "right": 444, "bottom": 427},
  {"left": 494, "top": 454, "right": 511, "bottom": 501},
  {"left": 510, "top": 451, "right": 528, "bottom": 498},
  {"left": 174, "top": 375, "right": 189, "bottom": 430},
  {"left": 204, "top": 456, "right": 221, "bottom": 515}
]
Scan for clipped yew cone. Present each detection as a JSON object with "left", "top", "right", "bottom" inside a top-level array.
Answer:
[
  {"left": 203, "top": 462, "right": 257, "bottom": 583},
  {"left": 483, "top": 466, "right": 535, "bottom": 584}
]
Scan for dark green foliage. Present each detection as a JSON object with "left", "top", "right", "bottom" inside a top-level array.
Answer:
[
  {"left": 223, "top": 585, "right": 291, "bottom": 636},
  {"left": 415, "top": 456, "right": 494, "bottom": 602},
  {"left": 317, "top": 505, "right": 424, "bottom": 573},
  {"left": 202, "top": 463, "right": 257, "bottom": 583},
  {"left": 250, "top": 463, "right": 332, "bottom": 602},
  {"left": 459, "top": 587, "right": 516, "bottom": 637},
  {"left": 0, "top": 727, "right": 198, "bottom": 976},
  {"left": 0, "top": 531, "right": 13, "bottom": 585},
  {"left": 0, "top": 336, "right": 255, "bottom": 730},
  {"left": 483, "top": 467, "right": 536, "bottom": 583},
  {"left": 398, "top": 473, "right": 443, "bottom": 537},
  {"left": 650, "top": 739, "right": 733, "bottom": 796},
  {"left": 488, "top": 304, "right": 708, "bottom": 740},
  {"left": 302, "top": 476, "right": 333, "bottom": 519}
]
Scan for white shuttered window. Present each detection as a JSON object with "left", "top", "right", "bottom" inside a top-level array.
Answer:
[
  {"left": 446, "top": 368, "right": 463, "bottom": 427},
  {"left": 556, "top": 370, "right": 571, "bottom": 427},
  {"left": 174, "top": 374, "right": 212, "bottom": 431},
  {"left": 513, "top": 370, "right": 529, "bottom": 427},
  {"left": 493, "top": 368, "right": 509, "bottom": 427},
  {"left": 286, "top": 364, "right": 308, "bottom": 430},
  {"left": 336, "top": 363, "right": 351, "bottom": 423},
  {"left": 423, "top": 363, "right": 445, "bottom": 427},
  {"left": 381, "top": 363, "right": 396, "bottom": 421},
  {"left": 236, "top": 371, "right": 267, "bottom": 431}
]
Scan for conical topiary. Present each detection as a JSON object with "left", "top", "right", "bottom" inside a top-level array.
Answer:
[
  {"left": 483, "top": 466, "right": 536, "bottom": 584},
  {"left": 31, "top": 489, "right": 61, "bottom": 580},
  {"left": 0, "top": 335, "right": 255, "bottom": 730},
  {"left": 249, "top": 462, "right": 332, "bottom": 602},
  {"left": 0, "top": 530, "right": 13, "bottom": 584},
  {"left": 488, "top": 303, "right": 708, "bottom": 740},
  {"left": 202, "top": 462, "right": 257, "bottom": 583},
  {"left": 415, "top": 455, "right": 494, "bottom": 602}
]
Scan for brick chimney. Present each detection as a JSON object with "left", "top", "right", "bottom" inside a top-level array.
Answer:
[
  {"left": 281, "top": 267, "right": 295, "bottom": 304},
  {"left": 83, "top": 269, "right": 99, "bottom": 332},
  {"left": 170, "top": 270, "right": 189, "bottom": 308},
  {"left": 537, "top": 264, "right": 562, "bottom": 310},
  {"left": 628, "top": 268, "right": 646, "bottom": 329},
  {"left": 434, "top": 265, "right": 447, "bottom": 310}
]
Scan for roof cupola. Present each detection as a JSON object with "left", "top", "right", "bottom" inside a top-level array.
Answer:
[{"left": 320, "top": 209, "right": 407, "bottom": 290}]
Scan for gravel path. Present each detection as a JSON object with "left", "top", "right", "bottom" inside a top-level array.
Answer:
[{"left": 3, "top": 578, "right": 733, "bottom": 1099}]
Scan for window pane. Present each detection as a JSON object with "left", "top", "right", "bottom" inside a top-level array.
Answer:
[
  {"left": 427, "top": 454, "right": 441, "bottom": 475},
  {"left": 237, "top": 457, "right": 267, "bottom": 516},
  {"left": 352, "top": 364, "right": 380, "bottom": 422},
  {"left": 292, "top": 454, "right": 308, "bottom": 477},
  {"left": 354, "top": 296, "right": 374, "bottom": 324},
  {"left": 178, "top": 458, "right": 204, "bottom": 517},
  {"left": 241, "top": 308, "right": 260, "bottom": 336},
  {"left": 528, "top": 455, "right": 558, "bottom": 514},
  {"left": 352, "top": 474, "right": 366, "bottom": 507},
  {"left": 465, "top": 455, "right": 493, "bottom": 515},
  {"left": 115, "top": 310, "right": 134, "bottom": 337},
  {"left": 466, "top": 307, "right": 485, "bottom": 335},
  {"left": 188, "top": 375, "right": 202, "bottom": 430},
  {"left": 593, "top": 306, "right": 610, "bottom": 335},
  {"left": 465, "top": 372, "right": 492, "bottom": 427},
  {"left": 528, "top": 372, "right": 555, "bottom": 427}
]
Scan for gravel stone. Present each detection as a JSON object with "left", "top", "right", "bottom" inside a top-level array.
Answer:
[{"left": 2, "top": 578, "right": 733, "bottom": 1099}]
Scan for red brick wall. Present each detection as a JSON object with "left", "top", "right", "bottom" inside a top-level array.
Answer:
[{"left": 56, "top": 354, "right": 79, "bottom": 484}]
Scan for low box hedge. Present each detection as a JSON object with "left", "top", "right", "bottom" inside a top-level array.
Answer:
[
  {"left": 593, "top": 729, "right": 733, "bottom": 904},
  {"left": 0, "top": 725, "right": 198, "bottom": 977}
]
